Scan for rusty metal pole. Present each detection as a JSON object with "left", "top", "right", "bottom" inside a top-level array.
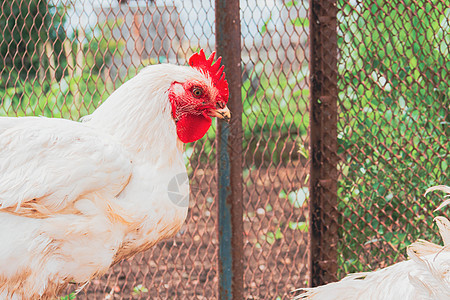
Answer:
[
  {"left": 309, "top": 0, "right": 339, "bottom": 286},
  {"left": 215, "top": 0, "right": 243, "bottom": 299}
]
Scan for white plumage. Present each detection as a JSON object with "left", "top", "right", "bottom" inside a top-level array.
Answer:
[
  {"left": 296, "top": 185, "right": 450, "bottom": 300},
  {"left": 0, "top": 61, "right": 229, "bottom": 299}
]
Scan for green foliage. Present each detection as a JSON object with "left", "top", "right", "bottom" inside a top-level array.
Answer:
[
  {"left": 290, "top": 17, "right": 309, "bottom": 27},
  {"left": 0, "top": 0, "right": 48, "bottom": 79},
  {"left": 82, "top": 19, "right": 126, "bottom": 76},
  {"left": 0, "top": 73, "right": 112, "bottom": 119},
  {"left": 242, "top": 63, "right": 309, "bottom": 165},
  {"left": 0, "top": 0, "right": 67, "bottom": 84},
  {"left": 0, "top": 6, "right": 129, "bottom": 120},
  {"left": 337, "top": 0, "right": 449, "bottom": 277},
  {"left": 288, "top": 221, "right": 308, "bottom": 232},
  {"left": 60, "top": 292, "right": 76, "bottom": 300},
  {"left": 263, "top": 227, "right": 284, "bottom": 245},
  {"left": 132, "top": 284, "right": 148, "bottom": 296}
]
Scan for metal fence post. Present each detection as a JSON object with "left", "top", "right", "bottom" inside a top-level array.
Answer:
[
  {"left": 215, "top": 0, "right": 243, "bottom": 299},
  {"left": 309, "top": 0, "right": 339, "bottom": 286}
]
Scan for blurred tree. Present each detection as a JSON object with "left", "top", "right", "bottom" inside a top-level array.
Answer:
[{"left": 0, "top": 0, "right": 67, "bottom": 85}]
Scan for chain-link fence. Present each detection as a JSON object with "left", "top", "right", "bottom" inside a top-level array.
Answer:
[
  {"left": 337, "top": 0, "right": 448, "bottom": 280},
  {"left": 0, "top": 0, "right": 448, "bottom": 299}
]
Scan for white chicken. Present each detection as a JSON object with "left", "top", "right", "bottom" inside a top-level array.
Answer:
[
  {"left": 296, "top": 185, "right": 450, "bottom": 300},
  {"left": 0, "top": 50, "right": 230, "bottom": 299}
]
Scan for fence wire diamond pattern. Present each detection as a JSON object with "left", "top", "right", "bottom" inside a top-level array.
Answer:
[{"left": 0, "top": 0, "right": 447, "bottom": 299}]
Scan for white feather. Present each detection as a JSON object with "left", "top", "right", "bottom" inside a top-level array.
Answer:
[
  {"left": 296, "top": 185, "right": 450, "bottom": 300},
  {"left": 0, "top": 64, "right": 211, "bottom": 298}
]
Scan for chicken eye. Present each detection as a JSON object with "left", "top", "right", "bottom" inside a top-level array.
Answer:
[{"left": 192, "top": 87, "right": 203, "bottom": 98}]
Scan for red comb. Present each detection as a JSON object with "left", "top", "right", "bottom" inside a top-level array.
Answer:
[{"left": 189, "top": 49, "right": 229, "bottom": 104}]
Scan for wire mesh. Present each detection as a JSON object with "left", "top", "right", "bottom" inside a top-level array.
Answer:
[
  {"left": 240, "top": 1, "right": 310, "bottom": 298},
  {"left": 0, "top": 0, "right": 448, "bottom": 299},
  {"left": 0, "top": 1, "right": 219, "bottom": 299},
  {"left": 337, "top": 0, "right": 449, "bottom": 278}
]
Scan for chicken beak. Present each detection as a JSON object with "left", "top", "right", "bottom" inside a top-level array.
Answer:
[{"left": 210, "top": 106, "right": 231, "bottom": 123}]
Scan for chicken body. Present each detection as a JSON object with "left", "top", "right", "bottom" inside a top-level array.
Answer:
[
  {"left": 0, "top": 57, "right": 229, "bottom": 299},
  {"left": 297, "top": 186, "right": 450, "bottom": 300}
]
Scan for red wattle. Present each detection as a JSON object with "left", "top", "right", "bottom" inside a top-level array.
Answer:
[{"left": 176, "top": 114, "right": 212, "bottom": 143}]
